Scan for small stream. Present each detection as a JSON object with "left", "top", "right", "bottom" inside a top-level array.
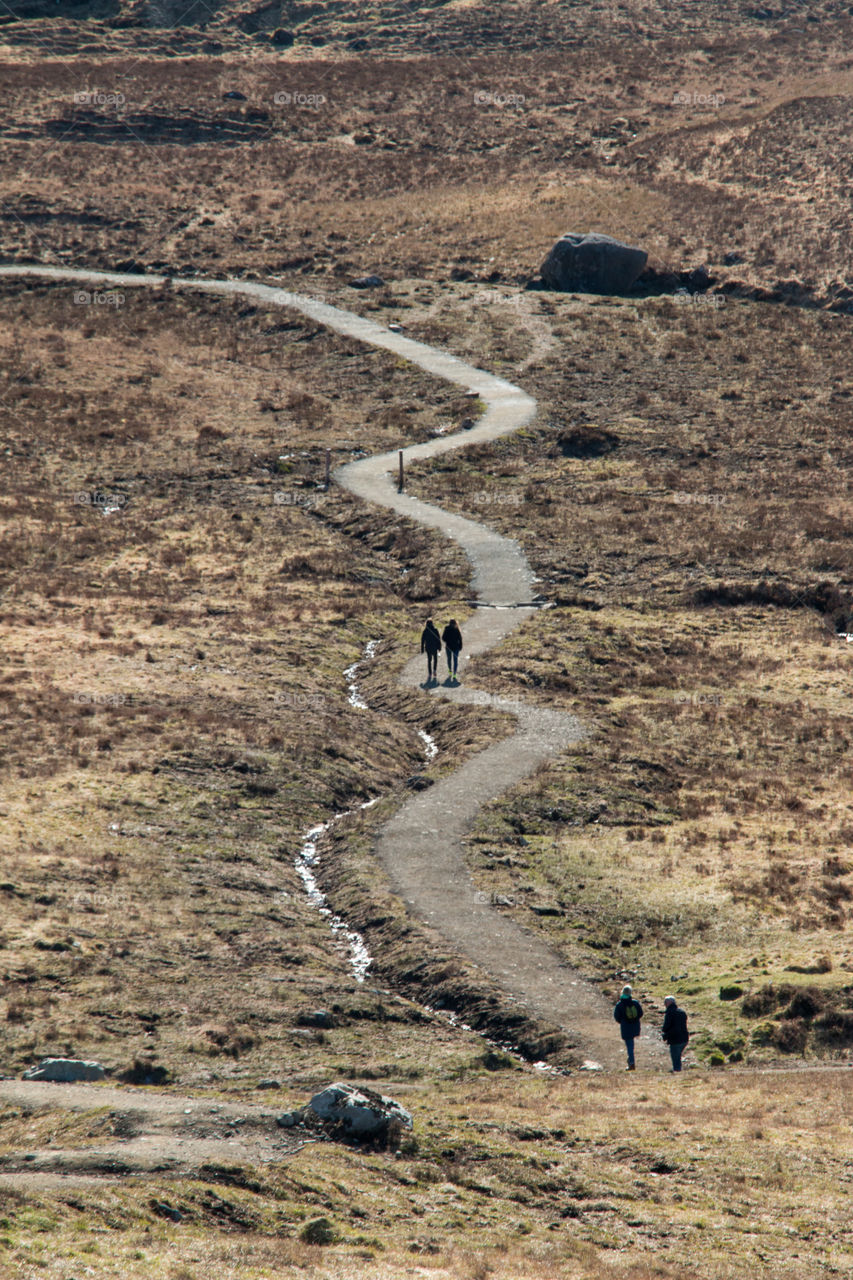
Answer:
[{"left": 294, "top": 640, "right": 436, "bottom": 985}]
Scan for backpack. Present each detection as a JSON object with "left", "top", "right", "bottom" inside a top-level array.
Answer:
[{"left": 623, "top": 1000, "right": 640, "bottom": 1023}]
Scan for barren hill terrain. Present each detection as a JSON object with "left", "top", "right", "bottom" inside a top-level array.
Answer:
[{"left": 0, "top": 2, "right": 852, "bottom": 1277}]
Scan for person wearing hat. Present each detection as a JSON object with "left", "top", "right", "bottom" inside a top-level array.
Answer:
[
  {"left": 661, "top": 996, "right": 689, "bottom": 1072},
  {"left": 613, "top": 984, "right": 643, "bottom": 1070}
]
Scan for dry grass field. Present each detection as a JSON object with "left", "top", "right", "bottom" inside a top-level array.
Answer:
[
  {"left": 400, "top": 283, "right": 853, "bottom": 1064},
  {"left": 1, "top": 4, "right": 853, "bottom": 296},
  {"left": 1, "top": 1, "right": 853, "bottom": 1277},
  {"left": 1, "top": 1068, "right": 853, "bottom": 1279}
]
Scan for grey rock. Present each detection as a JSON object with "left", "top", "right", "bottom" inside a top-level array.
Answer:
[
  {"left": 257, "top": 1078, "right": 282, "bottom": 1090},
  {"left": 687, "top": 265, "right": 712, "bottom": 291},
  {"left": 297, "top": 1008, "right": 335, "bottom": 1029},
  {"left": 277, "top": 1109, "right": 303, "bottom": 1127},
  {"left": 23, "top": 1058, "right": 106, "bottom": 1083},
  {"left": 540, "top": 232, "right": 647, "bottom": 295},
  {"left": 350, "top": 274, "right": 385, "bottom": 289},
  {"left": 152, "top": 1201, "right": 182, "bottom": 1222},
  {"left": 308, "top": 1081, "right": 413, "bottom": 1137},
  {"left": 406, "top": 774, "right": 434, "bottom": 791}
]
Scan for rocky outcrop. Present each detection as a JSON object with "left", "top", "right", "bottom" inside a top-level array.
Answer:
[
  {"left": 306, "top": 1081, "right": 413, "bottom": 1138},
  {"left": 540, "top": 232, "right": 647, "bottom": 295},
  {"left": 23, "top": 1058, "right": 106, "bottom": 1082}
]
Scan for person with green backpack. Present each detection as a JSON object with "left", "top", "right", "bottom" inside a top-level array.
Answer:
[{"left": 613, "top": 984, "right": 643, "bottom": 1070}]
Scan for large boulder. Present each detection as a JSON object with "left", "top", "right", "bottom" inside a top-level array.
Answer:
[
  {"left": 540, "top": 232, "right": 647, "bottom": 295},
  {"left": 307, "top": 1081, "right": 413, "bottom": 1138},
  {"left": 23, "top": 1058, "right": 106, "bottom": 1083}
]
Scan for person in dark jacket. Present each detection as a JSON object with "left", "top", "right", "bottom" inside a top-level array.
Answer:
[
  {"left": 613, "top": 984, "right": 643, "bottom": 1069},
  {"left": 441, "top": 619, "right": 463, "bottom": 682},
  {"left": 662, "top": 995, "right": 689, "bottom": 1072},
  {"left": 420, "top": 619, "right": 442, "bottom": 683}
]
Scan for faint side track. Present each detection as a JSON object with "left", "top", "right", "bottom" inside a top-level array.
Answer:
[{"left": 0, "top": 265, "right": 661, "bottom": 1070}]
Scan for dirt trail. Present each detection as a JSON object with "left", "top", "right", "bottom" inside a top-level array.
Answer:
[
  {"left": 0, "top": 266, "right": 664, "bottom": 1074},
  {"left": 0, "top": 1079, "right": 313, "bottom": 1187}
]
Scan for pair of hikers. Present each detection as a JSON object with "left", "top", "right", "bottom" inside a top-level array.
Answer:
[
  {"left": 614, "top": 986, "right": 690, "bottom": 1072},
  {"left": 420, "top": 618, "right": 462, "bottom": 683}
]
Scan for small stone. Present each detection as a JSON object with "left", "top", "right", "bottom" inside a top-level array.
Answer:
[
  {"left": 406, "top": 775, "right": 434, "bottom": 791},
  {"left": 151, "top": 1200, "right": 182, "bottom": 1223},
  {"left": 257, "top": 1078, "right": 282, "bottom": 1090},
  {"left": 349, "top": 274, "right": 385, "bottom": 289},
  {"left": 297, "top": 1009, "right": 335, "bottom": 1028}
]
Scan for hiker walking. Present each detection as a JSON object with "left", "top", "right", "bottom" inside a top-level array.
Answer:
[
  {"left": 613, "top": 984, "right": 643, "bottom": 1070},
  {"left": 420, "top": 618, "right": 442, "bottom": 683},
  {"left": 441, "top": 619, "right": 463, "bottom": 682},
  {"left": 661, "top": 995, "right": 689, "bottom": 1073}
]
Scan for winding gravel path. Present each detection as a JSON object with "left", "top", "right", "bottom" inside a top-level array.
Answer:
[{"left": 0, "top": 265, "right": 665, "bottom": 1071}]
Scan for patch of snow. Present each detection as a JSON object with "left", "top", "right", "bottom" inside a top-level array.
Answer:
[
  {"left": 294, "top": 815, "right": 374, "bottom": 983},
  {"left": 344, "top": 639, "right": 379, "bottom": 709}
]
